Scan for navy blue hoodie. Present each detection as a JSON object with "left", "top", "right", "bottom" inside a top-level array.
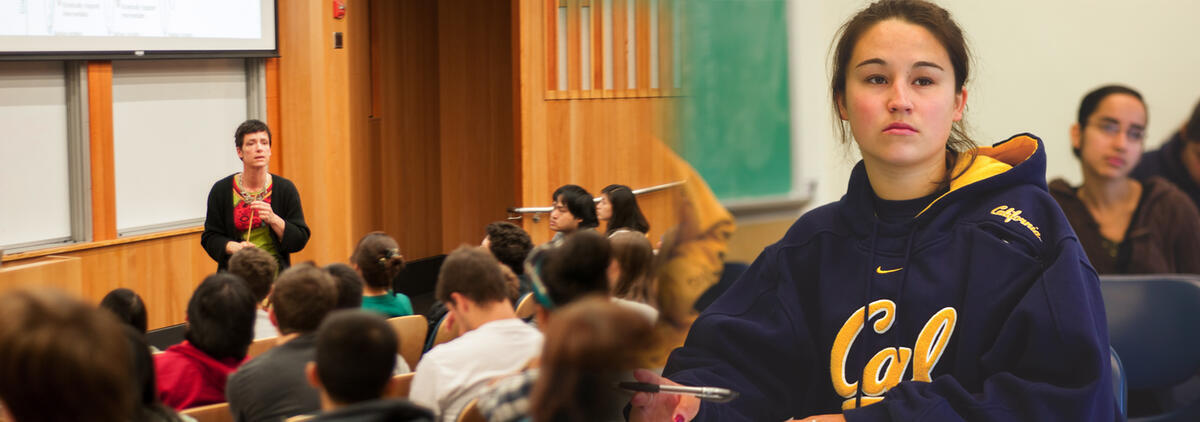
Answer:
[{"left": 663, "top": 134, "right": 1117, "bottom": 421}]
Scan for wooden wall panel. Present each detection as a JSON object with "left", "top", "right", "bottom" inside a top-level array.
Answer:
[
  {"left": 347, "top": 0, "right": 379, "bottom": 247},
  {"left": 87, "top": 61, "right": 116, "bottom": 241},
  {"left": 438, "top": 0, "right": 518, "bottom": 251},
  {"left": 277, "top": 0, "right": 359, "bottom": 265},
  {"left": 373, "top": 0, "right": 443, "bottom": 259},
  {"left": 516, "top": 0, "right": 680, "bottom": 245}
]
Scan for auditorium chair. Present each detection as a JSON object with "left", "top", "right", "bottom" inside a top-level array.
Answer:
[
  {"left": 245, "top": 336, "right": 278, "bottom": 359},
  {"left": 515, "top": 292, "right": 537, "bottom": 319},
  {"left": 423, "top": 314, "right": 460, "bottom": 352},
  {"left": 456, "top": 398, "right": 485, "bottom": 422},
  {"left": 387, "top": 372, "right": 416, "bottom": 399},
  {"left": 388, "top": 314, "right": 428, "bottom": 369},
  {"left": 1100, "top": 274, "right": 1200, "bottom": 421},
  {"left": 180, "top": 402, "right": 233, "bottom": 422}
]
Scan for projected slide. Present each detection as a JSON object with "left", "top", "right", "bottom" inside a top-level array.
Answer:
[{"left": 0, "top": 0, "right": 275, "bottom": 54}]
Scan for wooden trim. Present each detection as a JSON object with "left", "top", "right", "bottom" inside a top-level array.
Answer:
[
  {"left": 612, "top": 0, "right": 628, "bottom": 96},
  {"left": 86, "top": 61, "right": 116, "bottom": 242},
  {"left": 591, "top": 0, "right": 603, "bottom": 92},
  {"left": 657, "top": 0, "right": 673, "bottom": 94},
  {"left": 368, "top": 0, "right": 382, "bottom": 119},
  {"left": 635, "top": 0, "right": 650, "bottom": 97},
  {"left": 545, "top": 0, "right": 559, "bottom": 93},
  {"left": 2, "top": 227, "right": 204, "bottom": 262},
  {"left": 566, "top": 0, "right": 581, "bottom": 96},
  {"left": 265, "top": 57, "right": 282, "bottom": 174}
]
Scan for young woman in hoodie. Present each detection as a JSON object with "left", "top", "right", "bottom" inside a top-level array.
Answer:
[{"left": 630, "top": 1, "right": 1115, "bottom": 421}]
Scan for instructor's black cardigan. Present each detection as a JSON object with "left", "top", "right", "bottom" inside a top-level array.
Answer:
[{"left": 201, "top": 173, "right": 310, "bottom": 271}]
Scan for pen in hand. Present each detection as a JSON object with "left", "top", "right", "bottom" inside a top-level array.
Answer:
[{"left": 618, "top": 381, "right": 739, "bottom": 403}]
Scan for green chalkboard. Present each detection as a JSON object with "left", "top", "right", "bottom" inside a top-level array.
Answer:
[{"left": 677, "top": 0, "right": 792, "bottom": 201}]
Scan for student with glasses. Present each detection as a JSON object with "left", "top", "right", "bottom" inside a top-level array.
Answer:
[{"left": 1050, "top": 85, "right": 1200, "bottom": 274}]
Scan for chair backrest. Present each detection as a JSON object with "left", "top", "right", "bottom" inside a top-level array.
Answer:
[
  {"left": 180, "top": 402, "right": 233, "bottom": 422},
  {"left": 388, "top": 315, "right": 428, "bottom": 369},
  {"left": 1099, "top": 274, "right": 1200, "bottom": 390},
  {"left": 456, "top": 398, "right": 486, "bottom": 422},
  {"left": 246, "top": 336, "right": 278, "bottom": 359},
  {"left": 515, "top": 292, "right": 538, "bottom": 319},
  {"left": 427, "top": 314, "right": 459, "bottom": 350},
  {"left": 1110, "top": 345, "right": 1126, "bottom": 418},
  {"left": 386, "top": 372, "right": 415, "bottom": 399}
]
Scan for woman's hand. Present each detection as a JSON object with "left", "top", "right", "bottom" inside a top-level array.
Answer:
[
  {"left": 629, "top": 369, "right": 700, "bottom": 422},
  {"left": 248, "top": 201, "right": 286, "bottom": 238},
  {"left": 225, "top": 240, "right": 255, "bottom": 254}
]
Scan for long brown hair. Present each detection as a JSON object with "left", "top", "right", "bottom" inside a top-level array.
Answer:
[
  {"left": 609, "top": 231, "right": 655, "bottom": 305},
  {"left": 529, "top": 298, "right": 655, "bottom": 422},
  {"left": 830, "top": 0, "right": 977, "bottom": 189}
]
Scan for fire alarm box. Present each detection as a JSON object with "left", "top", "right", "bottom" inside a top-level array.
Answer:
[{"left": 333, "top": 0, "right": 346, "bottom": 19}]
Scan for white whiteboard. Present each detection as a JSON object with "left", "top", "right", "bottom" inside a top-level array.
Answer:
[
  {"left": 0, "top": 61, "right": 71, "bottom": 247},
  {"left": 112, "top": 58, "right": 247, "bottom": 234},
  {"left": 0, "top": 0, "right": 276, "bottom": 55}
]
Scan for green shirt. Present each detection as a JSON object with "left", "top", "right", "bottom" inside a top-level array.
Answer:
[{"left": 362, "top": 291, "right": 414, "bottom": 318}]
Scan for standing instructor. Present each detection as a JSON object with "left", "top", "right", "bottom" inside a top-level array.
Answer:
[{"left": 202, "top": 120, "right": 309, "bottom": 271}]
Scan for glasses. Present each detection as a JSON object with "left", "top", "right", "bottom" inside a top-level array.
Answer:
[{"left": 1088, "top": 121, "right": 1145, "bottom": 142}]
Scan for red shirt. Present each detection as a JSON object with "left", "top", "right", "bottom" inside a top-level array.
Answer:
[{"left": 154, "top": 340, "right": 245, "bottom": 410}]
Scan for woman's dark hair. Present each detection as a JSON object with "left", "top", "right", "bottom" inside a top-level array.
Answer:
[
  {"left": 601, "top": 184, "right": 650, "bottom": 236},
  {"left": 184, "top": 273, "right": 257, "bottom": 361},
  {"left": 325, "top": 263, "right": 366, "bottom": 309},
  {"left": 608, "top": 231, "right": 655, "bottom": 304},
  {"left": 351, "top": 231, "right": 406, "bottom": 289},
  {"left": 529, "top": 298, "right": 655, "bottom": 422},
  {"left": 123, "top": 326, "right": 184, "bottom": 422},
  {"left": 552, "top": 184, "right": 599, "bottom": 229},
  {"left": 100, "top": 287, "right": 149, "bottom": 333},
  {"left": 234, "top": 119, "right": 272, "bottom": 148},
  {"left": 543, "top": 230, "right": 612, "bottom": 307},
  {"left": 1072, "top": 85, "right": 1146, "bottom": 158},
  {"left": 1186, "top": 99, "right": 1200, "bottom": 143},
  {"left": 831, "top": 0, "right": 975, "bottom": 189}
]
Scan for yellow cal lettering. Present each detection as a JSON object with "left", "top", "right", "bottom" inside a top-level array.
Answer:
[
  {"left": 861, "top": 347, "right": 913, "bottom": 396},
  {"left": 912, "top": 307, "right": 957, "bottom": 382},
  {"left": 830, "top": 300, "right": 896, "bottom": 398}
]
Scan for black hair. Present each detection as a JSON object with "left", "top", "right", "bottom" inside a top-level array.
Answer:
[
  {"left": 485, "top": 221, "right": 534, "bottom": 276},
  {"left": 234, "top": 119, "right": 272, "bottom": 148},
  {"left": 1184, "top": 99, "right": 1200, "bottom": 143},
  {"left": 184, "top": 273, "right": 257, "bottom": 361},
  {"left": 601, "top": 184, "right": 650, "bottom": 236},
  {"left": 1073, "top": 85, "right": 1146, "bottom": 158},
  {"left": 543, "top": 230, "right": 611, "bottom": 307},
  {"left": 315, "top": 310, "right": 398, "bottom": 404},
  {"left": 123, "top": 326, "right": 184, "bottom": 422},
  {"left": 552, "top": 185, "right": 599, "bottom": 230},
  {"left": 100, "top": 288, "right": 148, "bottom": 334},
  {"left": 325, "top": 263, "right": 366, "bottom": 309}
]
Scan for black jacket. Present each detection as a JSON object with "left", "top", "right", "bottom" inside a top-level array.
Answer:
[
  {"left": 201, "top": 173, "right": 310, "bottom": 270},
  {"left": 309, "top": 399, "right": 435, "bottom": 422}
]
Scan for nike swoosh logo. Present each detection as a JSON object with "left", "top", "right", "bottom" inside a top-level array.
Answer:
[{"left": 876, "top": 266, "right": 903, "bottom": 274}]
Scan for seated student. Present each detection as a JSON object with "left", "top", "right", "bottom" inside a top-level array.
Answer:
[
  {"left": 226, "top": 263, "right": 338, "bottom": 421},
  {"left": 608, "top": 231, "right": 658, "bottom": 317},
  {"left": 475, "top": 231, "right": 619, "bottom": 422},
  {"left": 228, "top": 246, "right": 280, "bottom": 339},
  {"left": 0, "top": 288, "right": 133, "bottom": 422},
  {"left": 99, "top": 288, "right": 152, "bottom": 350},
  {"left": 123, "top": 326, "right": 189, "bottom": 422},
  {"left": 482, "top": 221, "right": 535, "bottom": 297},
  {"left": 410, "top": 246, "right": 544, "bottom": 422},
  {"left": 548, "top": 184, "right": 599, "bottom": 242},
  {"left": 305, "top": 310, "right": 435, "bottom": 422},
  {"left": 1132, "top": 98, "right": 1200, "bottom": 208},
  {"left": 1050, "top": 85, "right": 1200, "bottom": 274},
  {"left": 598, "top": 184, "right": 651, "bottom": 237},
  {"left": 529, "top": 298, "right": 655, "bottom": 422},
  {"left": 327, "top": 262, "right": 412, "bottom": 375},
  {"left": 353, "top": 231, "right": 414, "bottom": 317},
  {"left": 325, "top": 263, "right": 366, "bottom": 309},
  {"left": 157, "top": 273, "right": 257, "bottom": 410}
]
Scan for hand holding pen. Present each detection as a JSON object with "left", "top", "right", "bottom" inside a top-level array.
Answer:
[{"left": 628, "top": 369, "right": 704, "bottom": 422}]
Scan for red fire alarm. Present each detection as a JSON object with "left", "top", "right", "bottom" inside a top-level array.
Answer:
[{"left": 333, "top": 0, "right": 346, "bottom": 19}]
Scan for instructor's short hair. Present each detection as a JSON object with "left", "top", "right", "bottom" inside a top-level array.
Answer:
[{"left": 234, "top": 119, "right": 272, "bottom": 148}]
